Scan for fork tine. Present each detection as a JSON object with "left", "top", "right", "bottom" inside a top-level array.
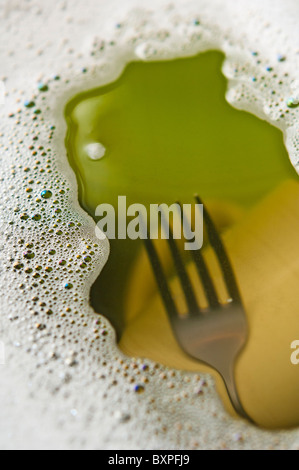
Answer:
[
  {"left": 160, "top": 210, "right": 199, "bottom": 315},
  {"left": 195, "top": 196, "right": 242, "bottom": 303},
  {"left": 192, "top": 251, "right": 220, "bottom": 309},
  {"left": 178, "top": 202, "right": 219, "bottom": 309},
  {"left": 143, "top": 233, "right": 179, "bottom": 322}
]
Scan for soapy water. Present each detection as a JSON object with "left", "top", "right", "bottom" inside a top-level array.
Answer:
[
  {"left": 0, "top": 341, "right": 5, "bottom": 365},
  {"left": 0, "top": 80, "right": 5, "bottom": 106},
  {"left": 1, "top": 0, "right": 299, "bottom": 448}
]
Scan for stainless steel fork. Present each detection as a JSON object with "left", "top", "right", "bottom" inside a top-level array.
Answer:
[{"left": 144, "top": 196, "right": 251, "bottom": 422}]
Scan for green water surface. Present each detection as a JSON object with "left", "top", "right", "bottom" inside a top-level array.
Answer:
[{"left": 65, "top": 51, "right": 296, "bottom": 335}]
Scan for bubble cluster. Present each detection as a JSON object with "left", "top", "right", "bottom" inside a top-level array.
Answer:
[{"left": 0, "top": 0, "right": 299, "bottom": 450}]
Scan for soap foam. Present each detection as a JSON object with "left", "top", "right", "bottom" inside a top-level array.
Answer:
[
  {"left": 85, "top": 142, "right": 106, "bottom": 160},
  {"left": 0, "top": 0, "right": 299, "bottom": 449}
]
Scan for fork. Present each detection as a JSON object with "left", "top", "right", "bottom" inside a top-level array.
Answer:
[{"left": 143, "top": 196, "right": 251, "bottom": 422}]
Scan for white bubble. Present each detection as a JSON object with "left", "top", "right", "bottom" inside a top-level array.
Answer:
[{"left": 85, "top": 142, "right": 106, "bottom": 160}]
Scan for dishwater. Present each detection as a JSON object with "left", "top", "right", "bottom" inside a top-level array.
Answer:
[{"left": 65, "top": 50, "right": 298, "bottom": 428}]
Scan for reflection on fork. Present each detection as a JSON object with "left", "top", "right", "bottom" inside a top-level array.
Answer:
[{"left": 143, "top": 196, "right": 252, "bottom": 423}]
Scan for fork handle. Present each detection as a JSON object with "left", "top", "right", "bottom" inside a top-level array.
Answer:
[{"left": 220, "top": 365, "right": 254, "bottom": 424}]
